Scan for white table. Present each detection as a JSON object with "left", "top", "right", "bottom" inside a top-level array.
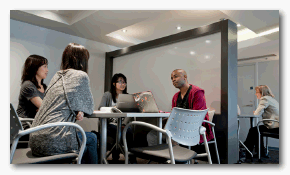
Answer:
[
  {"left": 88, "top": 111, "right": 170, "bottom": 164},
  {"left": 238, "top": 115, "right": 261, "bottom": 128}
]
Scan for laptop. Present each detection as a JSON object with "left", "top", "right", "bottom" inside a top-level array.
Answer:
[
  {"left": 132, "top": 91, "right": 159, "bottom": 113},
  {"left": 116, "top": 94, "right": 140, "bottom": 112}
]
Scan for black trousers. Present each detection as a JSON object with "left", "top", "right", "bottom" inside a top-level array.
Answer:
[{"left": 244, "top": 125, "right": 279, "bottom": 155}]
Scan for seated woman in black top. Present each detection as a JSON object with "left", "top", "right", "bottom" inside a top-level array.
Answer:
[{"left": 17, "top": 55, "right": 49, "bottom": 120}]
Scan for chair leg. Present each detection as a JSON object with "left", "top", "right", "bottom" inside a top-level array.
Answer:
[
  {"left": 10, "top": 137, "right": 20, "bottom": 164},
  {"left": 202, "top": 133, "right": 212, "bottom": 164},
  {"left": 258, "top": 132, "right": 263, "bottom": 162},
  {"left": 211, "top": 127, "right": 220, "bottom": 164}
]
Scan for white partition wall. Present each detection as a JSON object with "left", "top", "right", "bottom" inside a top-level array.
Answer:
[{"left": 113, "top": 33, "right": 221, "bottom": 113}]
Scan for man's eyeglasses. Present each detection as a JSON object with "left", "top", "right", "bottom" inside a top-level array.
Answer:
[{"left": 117, "top": 81, "right": 127, "bottom": 85}]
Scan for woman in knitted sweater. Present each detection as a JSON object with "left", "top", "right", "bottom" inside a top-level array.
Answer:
[{"left": 29, "top": 43, "right": 98, "bottom": 164}]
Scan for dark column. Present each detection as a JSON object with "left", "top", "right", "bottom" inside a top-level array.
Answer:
[
  {"left": 104, "top": 53, "right": 113, "bottom": 92},
  {"left": 218, "top": 19, "right": 238, "bottom": 164}
]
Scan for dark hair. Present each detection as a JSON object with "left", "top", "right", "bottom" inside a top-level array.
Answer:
[
  {"left": 21, "top": 54, "right": 48, "bottom": 89},
  {"left": 60, "top": 43, "right": 90, "bottom": 73},
  {"left": 110, "top": 73, "right": 128, "bottom": 103}
]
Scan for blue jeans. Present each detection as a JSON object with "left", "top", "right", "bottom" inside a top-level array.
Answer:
[{"left": 77, "top": 132, "right": 98, "bottom": 164}]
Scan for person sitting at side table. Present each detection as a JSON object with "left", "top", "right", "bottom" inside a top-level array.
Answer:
[{"left": 244, "top": 85, "right": 279, "bottom": 159}]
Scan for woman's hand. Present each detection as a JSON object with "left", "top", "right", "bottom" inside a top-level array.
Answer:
[{"left": 76, "top": 111, "right": 84, "bottom": 121}]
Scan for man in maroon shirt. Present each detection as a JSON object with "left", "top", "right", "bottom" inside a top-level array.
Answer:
[
  {"left": 147, "top": 69, "right": 213, "bottom": 146},
  {"left": 170, "top": 69, "right": 213, "bottom": 143}
]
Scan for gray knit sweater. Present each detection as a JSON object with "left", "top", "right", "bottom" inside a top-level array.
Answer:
[{"left": 29, "top": 69, "right": 94, "bottom": 156}]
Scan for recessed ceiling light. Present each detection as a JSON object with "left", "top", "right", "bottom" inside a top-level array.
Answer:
[
  {"left": 205, "top": 40, "right": 211, "bottom": 44},
  {"left": 177, "top": 26, "right": 182, "bottom": 30},
  {"left": 190, "top": 51, "right": 195, "bottom": 55},
  {"left": 205, "top": 55, "right": 210, "bottom": 59},
  {"left": 122, "top": 29, "right": 127, "bottom": 33},
  {"left": 237, "top": 24, "right": 241, "bottom": 27}
]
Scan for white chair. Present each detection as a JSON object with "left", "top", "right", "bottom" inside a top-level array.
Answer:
[
  {"left": 122, "top": 107, "right": 212, "bottom": 164},
  {"left": 10, "top": 103, "right": 87, "bottom": 164},
  {"left": 194, "top": 110, "right": 220, "bottom": 164}
]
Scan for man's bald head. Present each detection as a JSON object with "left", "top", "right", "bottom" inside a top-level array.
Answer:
[
  {"left": 171, "top": 69, "right": 188, "bottom": 88},
  {"left": 172, "top": 69, "right": 187, "bottom": 79}
]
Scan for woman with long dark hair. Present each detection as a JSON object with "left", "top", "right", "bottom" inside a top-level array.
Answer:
[
  {"left": 29, "top": 43, "right": 98, "bottom": 164},
  {"left": 17, "top": 55, "right": 48, "bottom": 119},
  {"left": 98, "top": 73, "right": 135, "bottom": 163}
]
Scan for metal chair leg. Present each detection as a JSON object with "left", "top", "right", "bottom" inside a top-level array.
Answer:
[{"left": 211, "top": 127, "right": 220, "bottom": 164}]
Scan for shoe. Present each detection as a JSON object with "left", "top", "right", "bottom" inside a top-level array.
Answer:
[{"left": 239, "top": 148, "right": 246, "bottom": 162}]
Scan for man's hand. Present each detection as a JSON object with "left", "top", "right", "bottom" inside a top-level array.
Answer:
[{"left": 76, "top": 111, "right": 84, "bottom": 121}]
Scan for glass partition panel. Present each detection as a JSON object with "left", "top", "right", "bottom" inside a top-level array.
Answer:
[{"left": 113, "top": 32, "right": 221, "bottom": 113}]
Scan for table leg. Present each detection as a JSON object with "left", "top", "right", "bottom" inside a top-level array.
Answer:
[
  {"left": 100, "top": 118, "right": 107, "bottom": 164},
  {"left": 250, "top": 117, "right": 255, "bottom": 128},
  {"left": 116, "top": 117, "right": 122, "bottom": 153},
  {"left": 157, "top": 117, "right": 162, "bottom": 144}
]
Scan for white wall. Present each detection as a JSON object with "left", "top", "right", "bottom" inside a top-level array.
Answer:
[
  {"left": 113, "top": 32, "right": 221, "bottom": 113},
  {"left": 10, "top": 19, "right": 119, "bottom": 132},
  {"left": 257, "top": 60, "right": 279, "bottom": 103}
]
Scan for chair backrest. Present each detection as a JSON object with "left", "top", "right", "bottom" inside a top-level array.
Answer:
[
  {"left": 208, "top": 110, "right": 215, "bottom": 122},
  {"left": 164, "top": 107, "right": 209, "bottom": 146},
  {"left": 10, "top": 103, "right": 23, "bottom": 143}
]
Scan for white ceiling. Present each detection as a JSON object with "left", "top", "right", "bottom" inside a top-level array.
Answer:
[{"left": 10, "top": 10, "right": 279, "bottom": 60}]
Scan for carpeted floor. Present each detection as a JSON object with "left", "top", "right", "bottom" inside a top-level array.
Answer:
[
  {"left": 106, "top": 148, "right": 279, "bottom": 164},
  {"left": 240, "top": 148, "right": 279, "bottom": 164}
]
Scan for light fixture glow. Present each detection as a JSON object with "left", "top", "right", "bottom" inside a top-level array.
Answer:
[
  {"left": 177, "top": 26, "right": 181, "bottom": 30},
  {"left": 238, "top": 28, "right": 252, "bottom": 35},
  {"left": 205, "top": 40, "right": 211, "bottom": 44},
  {"left": 258, "top": 27, "right": 279, "bottom": 37},
  {"left": 190, "top": 51, "right": 195, "bottom": 55},
  {"left": 122, "top": 29, "right": 127, "bottom": 33},
  {"left": 237, "top": 24, "right": 241, "bottom": 27},
  {"left": 205, "top": 55, "right": 210, "bottom": 59},
  {"left": 115, "top": 35, "right": 125, "bottom": 41}
]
